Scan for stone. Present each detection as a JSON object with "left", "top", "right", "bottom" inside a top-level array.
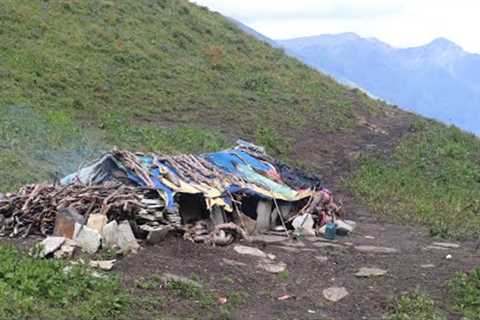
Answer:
[
  {"left": 86, "top": 214, "right": 108, "bottom": 233},
  {"left": 251, "top": 235, "right": 287, "bottom": 244},
  {"left": 354, "top": 245, "right": 398, "bottom": 254},
  {"left": 315, "top": 256, "right": 329, "bottom": 262},
  {"left": 312, "top": 242, "right": 344, "bottom": 249},
  {"left": 233, "top": 245, "right": 275, "bottom": 260},
  {"left": 256, "top": 200, "right": 273, "bottom": 233},
  {"left": 257, "top": 259, "right": 287, "bottom": 273},
  {"left": 211, "top": 206, "right": 226, "bottom": 226},
  {"left": 275, "top": 246, "right": 301, "bottom": 253},
  {"left": 355, "top": 267, "right": 387, "bottom": 278},
  {"left": 323, "top": 287, "right": 349, "bottom": 302},
  {"left": 292, "top": 214, "right": 315, "bottom": 236},
  {"left": 239, "top": 212, "right": 257, "bottom": 235},
  {"left": 53, "top": 208, "right": 85, "bottom": 239},
  {"left": 222, "top": 258, "right": 247, "bottom": 267},
  {"left": 74, "top": 224, "right": 102, "bottom": 254},
  {"left": 102, "top": 220, "right": 119, "bottom": 248},
  {"left": 140, "top": 225, "right": 173, "bottom": 244},
  {"left": 37, "top": 236, "right": 66, "bottom": 257},
  {"left": 335, "top": 219, "right": 355, "bottom": 235},
  {"left": 54, "top": 239, "right": 77, "bottom": 259},
  {"left": 89, "top": 259, "right": 116, "bottom": 271},
  {"left": 282, "top": 240, "right": 306, "bottom": 248},
  {"left": 117, "top": 221, "right": 140, "bottom": 254},
  {"left": 161, "top": 273, "right": 202, "bottom": 288},
  {"left": 421, "top": 264, "right": 435, "bottom": 268},
  {"left": 432, "top": 242, "right": 460, "bottom": 249},
  {"left": 424, "top": 245, "right": 449, "bottom": 251}
]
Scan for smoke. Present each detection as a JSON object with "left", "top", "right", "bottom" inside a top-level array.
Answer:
[{"left": 0, "top": 105, "right": 109, "bottom": 187}]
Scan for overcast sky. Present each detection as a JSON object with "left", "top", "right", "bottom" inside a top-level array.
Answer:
[{"left": 192, "top": 0, "right": 480, "bottom": 53}]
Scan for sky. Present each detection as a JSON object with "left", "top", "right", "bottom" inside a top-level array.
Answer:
[{"left": 192, "top": 0, "right": 480, "bottom": 53}]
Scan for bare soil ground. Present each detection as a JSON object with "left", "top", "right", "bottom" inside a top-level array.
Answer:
[
  {"left": 113, "top": 105, "right": 479, "bottom": 320},
  {"left": 117, "top": 205, "right": 479, "bottom": 320}
]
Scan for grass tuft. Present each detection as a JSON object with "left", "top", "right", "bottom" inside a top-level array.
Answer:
[{"left": 0, "top": 244, "right": 128, "bottom": 320}]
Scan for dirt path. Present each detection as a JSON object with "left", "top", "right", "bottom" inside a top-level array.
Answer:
[{"left": 116, "top": 201, "right": 479, "bottom": 320}]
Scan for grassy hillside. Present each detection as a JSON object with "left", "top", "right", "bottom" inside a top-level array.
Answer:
[
  {"left": 1, "top": 0, "right": 480, "bottom": 239},
  {"left": 0, "top": 0, "right": 386, "bottom": 190}
]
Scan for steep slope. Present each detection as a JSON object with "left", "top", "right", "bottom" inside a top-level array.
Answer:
[
  {"left": 278, "top": 33, "right": 480, "bottom": 135},
  {"left": 1, "top": 0, "right": 480, "bottom": 238},
  {"left": 0, "top": 0, "right": 392, "bottom": 190}
]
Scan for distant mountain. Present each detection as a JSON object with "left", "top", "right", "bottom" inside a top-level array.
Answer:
[{"left": 278, "top": 33, "right": 480, "bottom": 134}]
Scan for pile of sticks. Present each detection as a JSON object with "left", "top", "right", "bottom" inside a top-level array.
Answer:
[{"left": 0, "top": 182, "right": 147, "bottom": 238}]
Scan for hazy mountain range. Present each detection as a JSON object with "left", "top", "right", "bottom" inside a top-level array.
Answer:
[{"left": 231, "top": 19, "right": 480, "bottom": 134}]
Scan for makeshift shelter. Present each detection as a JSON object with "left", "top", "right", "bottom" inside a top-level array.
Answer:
[
  {"left": 60, "top": 141, "right": 318, "bottom": 235},
  {"left": 0, "top": 141, "right": 345, "bottom": 249}
]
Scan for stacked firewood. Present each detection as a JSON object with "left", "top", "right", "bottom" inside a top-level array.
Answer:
[{"left": 0, "top": 182, "right": 164, "bottom": 239}]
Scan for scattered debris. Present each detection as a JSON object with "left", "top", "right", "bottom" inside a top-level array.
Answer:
[
  {"left": 277, "top": 294, "right": 291, "bottom": 301},
  {"left": 323, "top": 287, "right": 349, "bottom": 302},
  {"left": 89, "top": 259, "right": 116, "bottom": 271},
  {"left": 354, "top": 245, "right": 398, "bottom": 254},
  {"left": 218, "top": 297, "right": 228, "bottom": 305},
  {"left": 355, "top": 267, "right": 387, "bottom": 278},
  {"left": 446, "top": 254, "right": 453, "bottom": 260}
]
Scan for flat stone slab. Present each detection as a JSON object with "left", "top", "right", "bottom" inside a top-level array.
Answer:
[
  {"left": 424, "top": 245, "right": 449, "bottom": 251},
  {"left": 354, "top": 245, "right": 398, "bottom": 254},
  {"left": 257, "top": 259, "right": 287, "bottom": 273},
  {"left": 89, "top": 259, "right": 116, "bottom": 271},
  {"left": 222, "top": 258, "right": 247, "bottom": 267},
  {"left": 37, "top": 236, "right": 66, "bottom": 257},
  {"left": 355, "top": 267, "right": 387, "bottom": 278},
  {"left": 313, "top": 242, "right": 344, "bottom": 249},
  {"left": 432, "top": 242, "right": 460, "bottom": 249},
  {"left": 234, "top": 245, "right": 275, "bottom": 260},
  {"left": 251, "top": 235, "right": 288, "bottom": 243},
  {"left": 323, "top": 287, "right": 349, "bottom": 302},
  {"left": 421, "top": 264, "right": 435, "bottom": 268},
  {"left": 315, "top": 256, "right": 329, "bottom": 262}
]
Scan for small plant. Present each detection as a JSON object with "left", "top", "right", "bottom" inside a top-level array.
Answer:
[
  {"left": 386, "top": 291, "right": 446, "bottom": 320},
  {"left": 0, "top": 244, "right": 128, "bottom": 319},
  {"left": 165, "top": 279, "right": 215, "bottom": 307},
  {"left": 449, "top": 267, "right": 480, "bottom": 320},
  {"left": 278, "top": 269, "right": 289, "bottom": 281}
]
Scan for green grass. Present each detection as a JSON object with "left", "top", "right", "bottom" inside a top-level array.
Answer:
[
  {"left": 165, "top": 279, "right": 216, "bottom": 307},
  {"left": 0, "top": 244, "right": 128, "bottom": 320},
  {"left": 449, "top": 267, "right": 480, "bottom": 319},
  {"left": 0, "top": 0, "right": 377, "bottom": 192},
  {"left": 349, "top": 119, "right": 480, "bottom": 240},
  {"left": 386, "top": 291, "right": 446, "bottom": 320}
]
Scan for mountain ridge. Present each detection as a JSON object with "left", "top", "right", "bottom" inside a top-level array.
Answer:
[{"left": 278, "top": 33, "right": 480, "bottom": 134}]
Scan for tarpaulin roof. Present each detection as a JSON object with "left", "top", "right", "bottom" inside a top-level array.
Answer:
[{"left": 61, "top": 143, "right": 315, "bottom": 212}]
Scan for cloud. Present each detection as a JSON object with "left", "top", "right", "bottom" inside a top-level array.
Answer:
[
  {"left": 193, "top": 0, "right": 403, "bottom": 22},
  {"left": 191, "top": 0, "right": 480, "bottom": 53}
]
